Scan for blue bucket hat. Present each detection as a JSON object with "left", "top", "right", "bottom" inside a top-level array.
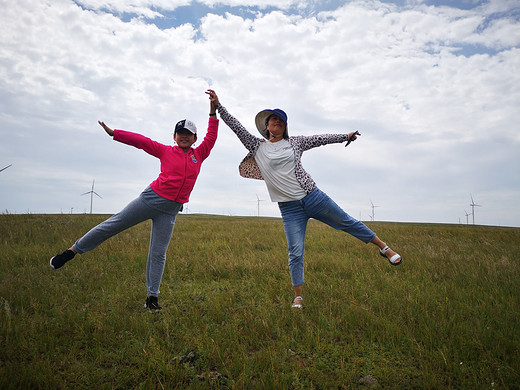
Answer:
[{"left": 255, "top": 108, "right": 288, "bottom": 139}]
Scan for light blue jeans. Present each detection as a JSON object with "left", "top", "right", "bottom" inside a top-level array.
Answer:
[
  {"left": 278, "top": 188, "right": 376, "bottom": 287},
  {"left": 72, "top": 187, "right": 183, "bottom": 297}
]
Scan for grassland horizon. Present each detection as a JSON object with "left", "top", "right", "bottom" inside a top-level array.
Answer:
[
  {"left": 1, "top": 213, "right": 519, "bottom": 389},
  {"left": 4, "top": 209, "right": 519, "bottom": 229}
]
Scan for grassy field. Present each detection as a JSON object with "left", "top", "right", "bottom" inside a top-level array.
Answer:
[{"left": 0, "top": 213, "right": 519, "bottom": 389}]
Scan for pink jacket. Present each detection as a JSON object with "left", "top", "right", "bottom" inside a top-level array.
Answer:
[{"left": 113, "top": 117, "right": 218, "bottom": 203}]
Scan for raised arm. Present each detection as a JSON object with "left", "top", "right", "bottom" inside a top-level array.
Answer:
[
  {"left": 215, "top": 101, "right": 261, "bottom": 153},
  {"left": 193, "top": 90, "right": 220, "bottom": 161}
]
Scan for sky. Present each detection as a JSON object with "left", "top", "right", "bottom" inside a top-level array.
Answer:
[{"left": 1, "top": 0, "right": 519, "bottom": 227}]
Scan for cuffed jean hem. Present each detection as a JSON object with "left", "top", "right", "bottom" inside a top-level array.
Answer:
[{"left": 278, "top": 188, "right": 376, "bottom": 287}]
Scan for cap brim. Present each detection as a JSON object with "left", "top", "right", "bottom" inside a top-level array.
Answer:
[{"left": 175, "top": 128, "right": 196, "bottom": 135}]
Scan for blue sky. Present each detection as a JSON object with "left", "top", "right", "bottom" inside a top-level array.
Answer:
[
  {"left": 1, "top": 0, "right": 519, "bottom": 226},
  {"left": 79, "top": 0, "right": 519, "bottom": 57},
  {"left": 90, "top": 0, "right": 513, "bottom": 26}
]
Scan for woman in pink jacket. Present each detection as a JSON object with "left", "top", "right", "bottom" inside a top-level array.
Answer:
[{"left": 50, "top": 90, "right": 219, "bottom": 311}]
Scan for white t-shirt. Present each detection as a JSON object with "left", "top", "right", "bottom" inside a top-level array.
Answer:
[{"left": 254, "top": 139, "right": 307, "bottom": 202}]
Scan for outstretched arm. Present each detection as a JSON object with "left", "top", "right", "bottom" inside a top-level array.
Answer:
[
  {"left": 98, "top": 121, "right": 114, "bottom": 137},
  {"left": 294, "top": 131, "right": 360, "bottom": 152},
  {"left": 98, "top": 121, "right": 163, "bottom": 157}
]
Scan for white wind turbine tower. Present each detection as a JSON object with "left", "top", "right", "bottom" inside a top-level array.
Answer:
[
  {"left": 370, "top": 199, "right": 380, "bottom": 221},
  {"left": 81, "top": 180, "right": 102, "bottom": 214},
  {"left": 464, "top": 210, "right": 471, "bottom": 225},
  {"left": 256, "top": 194, "right": 265, "bottom": 217},
  {"left": 469, "top": 193, "right": 482, "bottom": 225}
]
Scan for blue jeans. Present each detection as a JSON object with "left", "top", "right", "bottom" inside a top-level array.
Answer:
[
  {"left": 278, "top": 188, "right": 376, "bottom": 287},
  {"left": 72, "top": 188, "right": 183, "bottom": 297}
]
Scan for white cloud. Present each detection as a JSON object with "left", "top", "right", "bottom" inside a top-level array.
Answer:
[{"left": 1, "top": 0, "right": 519, "bottom": 226}]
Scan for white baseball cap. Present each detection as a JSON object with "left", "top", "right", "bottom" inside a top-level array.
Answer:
[{"left": 174, "top": 119, "right": 197, "bottom": 135}]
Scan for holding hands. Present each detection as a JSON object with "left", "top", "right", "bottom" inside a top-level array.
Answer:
[{"left": 206, "top": 89, "right": 219, "bottom": 114}]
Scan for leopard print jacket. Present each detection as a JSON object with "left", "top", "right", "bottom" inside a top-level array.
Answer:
[{"left": 217, "top": 103, "right": 351, "bottom": 195}]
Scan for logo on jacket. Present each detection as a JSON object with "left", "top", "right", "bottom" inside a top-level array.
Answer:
[{"left": 191, "top": 154, "right": 197, "bottom": 163}]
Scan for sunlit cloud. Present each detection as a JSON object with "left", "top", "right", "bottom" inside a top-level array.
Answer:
[{"left": 1, "top": 0, "right": 518, "bottom": 226}]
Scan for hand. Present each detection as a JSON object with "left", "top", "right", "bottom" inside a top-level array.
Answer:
[
  {"left": 98, "top": 121, "right": 114, "bottom": 137},
  {"left": 345, "top": 130, "right": 360, "bottom": 147},
  {"left": 205, "top": 89, "right": 219, "bottom": 113},
  {"left": 348, "top": 131, "right": 360, "bottom": 141}
]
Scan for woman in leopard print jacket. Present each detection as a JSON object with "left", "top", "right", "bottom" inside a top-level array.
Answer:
[{"left": 214, "top": 93, "right": 402, "bottom": 309}]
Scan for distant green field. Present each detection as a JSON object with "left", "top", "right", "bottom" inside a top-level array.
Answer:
[{"left": 1, "top": 214, "right": 519, "bottom": 389}]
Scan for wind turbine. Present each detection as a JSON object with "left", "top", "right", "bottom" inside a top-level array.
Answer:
[
  {"left": 469, "top": 193, "right": 482, "bottom": 225},
  {"left": 370, "top": 199, "right": 380, "bottom": 221},
  {"left": 0, "top": 164, "right": 12, "bottom": 173},
  {"left": 464, "top": 210, "right": 471, "bottom": 225},
  {"left": 81, "top": 180, "right": 102, "bottom": 214},
  {"left": 256, "top": 194, "right": 265, "bottom": 217}
]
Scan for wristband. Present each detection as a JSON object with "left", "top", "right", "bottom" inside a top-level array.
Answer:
[{"left": 209, "top": 113, "right": 216, "bottom": 117}]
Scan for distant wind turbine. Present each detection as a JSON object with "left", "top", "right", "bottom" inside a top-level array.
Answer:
[
  {"left": 370, "top": 199, "right": 380, "bottom": 221},
  {"left": 464, "top": 210, "right": 471, "bottom": 225},
  {"left": 469, "top": 193, "right": 482, "bottom": 225},
  {"left": 0, "top": 164, "right": 13, "bottom": 173},
  {"left": 256, "top": 194, "right": 265, "bottom": 217},
  {"left": 81, "top": 180, "right": 102, "bottom": 214}
]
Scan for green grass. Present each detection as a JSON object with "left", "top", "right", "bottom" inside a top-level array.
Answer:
[{"left": 1, "top": 214, "right": 519, "bottom": 389}]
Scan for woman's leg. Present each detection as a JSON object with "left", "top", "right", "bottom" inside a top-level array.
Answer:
[
  {"left": 302, "top": 188, "right": 375, "bottom": 243},
  {"left": 72, "top": 196, "right": 153, "bottom": 254},
  {"left": 145, "top": 205, "right": 182, "bottom": 298},
  {"left": 303, "top": 188, "right": 401, "bottom": 262},
  {"left": 51, "top": 196, "right": 154, "bottom": 270},
  {"left": 278, "top": 200, "right": 309, "bottom": 304}
]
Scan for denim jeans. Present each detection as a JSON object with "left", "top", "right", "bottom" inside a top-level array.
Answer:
[
  {"left": 72, "top": 188, "right": 183, "bottom": 297},
  {"left": 278, "top": 188, "right": 376, "bottom": 286}
]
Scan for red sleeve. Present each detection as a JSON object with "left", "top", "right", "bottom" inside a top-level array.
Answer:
[
  {"left": 113, "top": 129, "right": 166, "bottom": 158},
  {"left": 194, "top": 118, "right": 218, "bottom": 161}
]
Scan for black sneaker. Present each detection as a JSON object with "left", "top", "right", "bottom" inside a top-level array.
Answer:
[
  {"left": 50, "top": 249, "right": 75, "bottom": 270},
  {"left": 144, "top": 296, "right": 162, "bottom": 311}
]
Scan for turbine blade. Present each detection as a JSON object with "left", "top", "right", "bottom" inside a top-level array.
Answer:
[{"left": 0, "top": 164, "right": 13, "bottom": 172}]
